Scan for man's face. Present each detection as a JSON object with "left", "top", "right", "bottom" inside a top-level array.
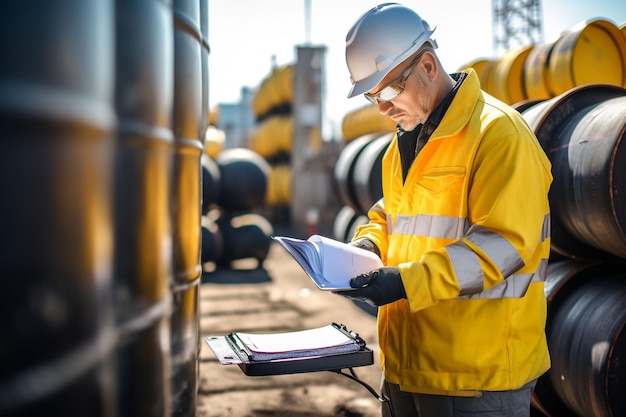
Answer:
[{"left": 365, "top": 50, "right": 435, "bottom": 131}]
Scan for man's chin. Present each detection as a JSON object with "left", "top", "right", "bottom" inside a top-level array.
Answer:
[{"left": 398, "top": 119, "right": 418, "bottom": 131}]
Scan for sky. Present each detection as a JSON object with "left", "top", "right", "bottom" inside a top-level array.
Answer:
[{"left": 207, "top": 0, "right": 626, "bottom": 133}]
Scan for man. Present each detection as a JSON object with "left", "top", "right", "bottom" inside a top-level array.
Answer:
[{"left": 334, "top": 3, "right": 552, "bottom": 417}]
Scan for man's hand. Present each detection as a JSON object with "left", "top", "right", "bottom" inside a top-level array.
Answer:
[
  {"left": 349, "top": 238, "right": 381, "bottom": 258},
  {"left": 334, "top": 266, "right": 406, "bottom": 307}
]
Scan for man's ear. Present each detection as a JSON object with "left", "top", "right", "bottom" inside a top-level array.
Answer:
[{"left": 421, "top": 51, "right": 438, "bottom": 81}]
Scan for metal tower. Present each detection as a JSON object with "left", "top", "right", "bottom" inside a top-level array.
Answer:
[{"left": 492, "top": 0, "right": 544, "bottom": 54}]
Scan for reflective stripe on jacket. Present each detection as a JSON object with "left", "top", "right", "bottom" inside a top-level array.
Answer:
[{"left": 352, "top": 68, "right": 552, "bottom": 394}]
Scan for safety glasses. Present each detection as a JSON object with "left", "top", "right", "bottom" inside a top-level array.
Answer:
[{"left": 364, "top": 50, "right": 426, "bottom": 104}]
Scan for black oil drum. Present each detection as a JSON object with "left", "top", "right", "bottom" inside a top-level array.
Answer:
[
  {"left": 332, "top": 205, "right": 359, "bottom": 242},
  {"left": 199, "top": 0, "right": 210, "bottom": 140},
  {"left": 113, "top": 0, "right": 174, "bottom": 416},
  {"left": 352, "top": 133, "right": 393, "bottom": 215},
  {"left": 214, "top": 213, "right": 273, "bottom": 268},
  {"left": 0, "top": 2, "right": 116, "bottom": 416},
  {"left": 332, "top": 133, "right": 379, "bottom": 213},
  {"left": 533, "top": 259, "right": 626, "bottom": 417},
  {"left": 520, "top": 84, "right": 626, "bottom": 260},
  {"left": 215, "top": 148, "right": 270, "bottom": 212},
  {"left": 171, "top": 0, "right": 204, "bottom": 415},
  {"left": 547, "top": 95, "right": 626, "bottom": 259},
  {"left": 201, "top": 155, "right": 221, "bottom": 215},
  {"left": 201, "top": 222, "right": 223, "bottom": 264}
]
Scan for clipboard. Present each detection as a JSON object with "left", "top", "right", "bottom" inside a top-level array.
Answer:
[{"left": 205, "top": 323, "right": 374, "bottom": 376}]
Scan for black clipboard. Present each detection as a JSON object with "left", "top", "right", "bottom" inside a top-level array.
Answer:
[{"left": 205, "top": 323, "right": 374, "bottom": 376}]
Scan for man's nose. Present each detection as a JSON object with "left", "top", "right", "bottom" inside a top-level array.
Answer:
[{"left": 377, "top": 99, "right": 393, "bottom": 114}]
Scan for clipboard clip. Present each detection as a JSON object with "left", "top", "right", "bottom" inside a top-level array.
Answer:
[
  {"left": 226, "top": 333, "right": 253, "bottom": 362},
  {"left": 332, "top": 322, "right": 366, "bottom": 349}
]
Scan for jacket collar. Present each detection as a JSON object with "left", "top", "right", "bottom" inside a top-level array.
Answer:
[
  {"left": 398, "top": 69, "right": 472, "bottom": 141},
  {"left": 431, "top": 68, "right": 481, "bottom": 140}
]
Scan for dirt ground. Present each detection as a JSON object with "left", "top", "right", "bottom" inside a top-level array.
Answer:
[{"left": 197, "top": 241, "right": 384, "bottom": 417}]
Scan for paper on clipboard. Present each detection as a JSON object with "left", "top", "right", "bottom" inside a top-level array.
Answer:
[{"left": 205, "top": 323, "right": 365, "bottom": 364}]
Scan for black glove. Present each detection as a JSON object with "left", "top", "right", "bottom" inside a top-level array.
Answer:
[{"left": 334, "top": 266, "right": 406, "bottom": 307}]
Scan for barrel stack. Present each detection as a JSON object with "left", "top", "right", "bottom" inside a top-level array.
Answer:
[
  {"left": 519, "top": 84, "right": 626, "bottom": 417},
  {"left": 0, "top": 1, "right": 208, "bottom": 416}
]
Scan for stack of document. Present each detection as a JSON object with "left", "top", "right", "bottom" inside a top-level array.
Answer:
[
  {"left": 272, "top": 234, "right": 383, "bottom": 290},
  {"left": 207, "top": 323, "right": 365, "bottom": 363}
]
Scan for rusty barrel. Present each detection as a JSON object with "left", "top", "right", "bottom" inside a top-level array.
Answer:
[
  {"left": 0, "top": 2, "right": 116, "bottom": 416},
  {"left": 520, "top": 84, "right": 626, "bottom": 260},
  {"left": 113, "top": 0, "right": 175, "bottom": 416},
  {"left": 171, "top": 0, "right": 204, "bottom": 415}
]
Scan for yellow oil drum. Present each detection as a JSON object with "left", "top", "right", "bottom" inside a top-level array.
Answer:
[
  {"left": 524, "top": 42, "right": 557, "bottom": 100},
  {"left": 252, "top": 75, "right": 277, "bottom": 118},
  {"left": 252, "top": 76, "right": 272, "bottom": 118},
  {"left": 248, "top": 125, "right": 265, "bottom": 157},
  {"left": 266, "top": 164, "right": 291, "bottom": 206},
  {"left": 457, "top": 58, "right": 495, "bottom": 93},
  {"left": 490, "top": 45, "right": 533, "bottom": 105},
  {"left": 273, "top": 64, "right": 294, "bottom": 106},
  {"left": 209, "top": 105, "right": 219, "bottom": 126},
  {"left": 549, "top": 18, "right": 626, "bottom": 95},
  {"left": 249, "top": 116, "right": 292, "bottom": 158},
  {"left": 204, "top": 125, "right": 225, "bottom": 159},
  {"left": 264, "top": 71, "right": 282, "bottom": 110},
  {"left": 276, "top": 116, "right": 293, "bottom": 154},
  {"left": 341, "top": 104, "right": 396, "bottom": 142},
  {"left": 481, "top": 59, "right": 501, "bottom": 99},
  {"left": 249, "top": 118, "right": 277, "bottom": 158},
  {"left": 251, "top": 64, "right": 294, "bottom": 119}
]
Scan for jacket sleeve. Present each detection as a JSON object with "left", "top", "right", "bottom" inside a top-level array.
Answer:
[{"left": 351, "top": 198, "right": 390, "bottom": 265}]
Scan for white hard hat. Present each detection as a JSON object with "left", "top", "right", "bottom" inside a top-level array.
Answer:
[{"left": 345, "top": 3, "right": 437, "bottom": 98}]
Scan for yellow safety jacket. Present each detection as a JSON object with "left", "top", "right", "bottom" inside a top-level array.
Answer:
[{"left": 352, "top": 69, "right": 552, "bottom": 394}]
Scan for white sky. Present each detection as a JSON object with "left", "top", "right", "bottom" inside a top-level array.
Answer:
[{"left": 207, "top": 0, "right": 626, "bottom": 130}]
